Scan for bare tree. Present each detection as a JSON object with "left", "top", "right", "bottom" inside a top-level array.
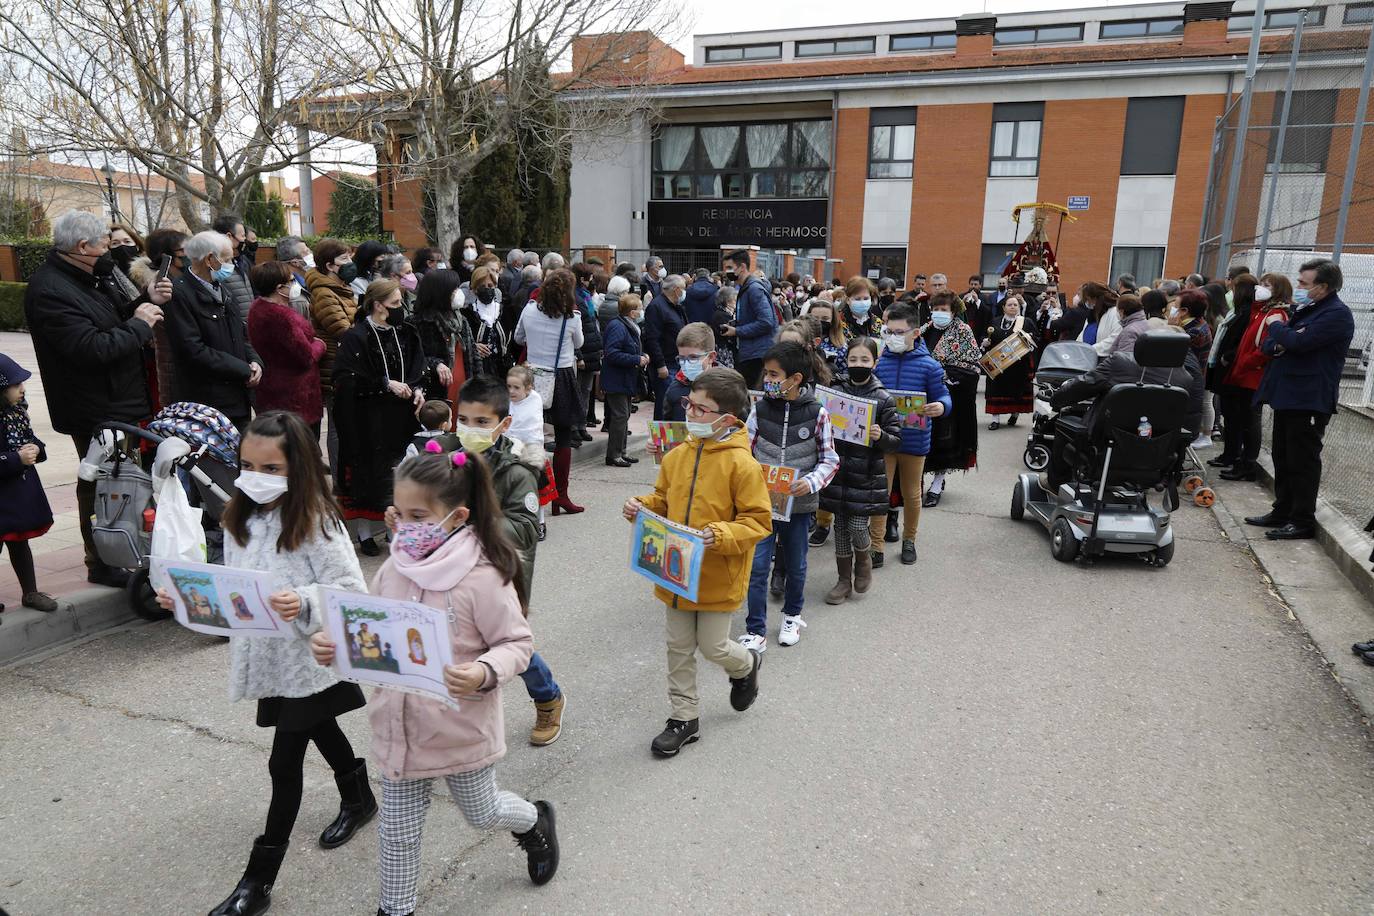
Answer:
[
  {"left": 0, "top": 0, "right": 383, "bottom": 230},
  {"left": 311, "top": 0, "right": 683, "bottom": 246}
]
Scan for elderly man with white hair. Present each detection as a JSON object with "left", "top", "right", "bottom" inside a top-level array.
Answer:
[
  {"left": 23, "top": 209, "right": 172, "bottom": 587},
  {"left": 499, "top": 248, "right": 524, "bottom": 301},
  {"left": 522, "top": 251, "right": 540, "bottom": 268},
  {"left": 540, "top": 251, "right": 565, "bottom": 273},
  {"left": 164, "top": 229, "right": 262, "bottom": 430}
]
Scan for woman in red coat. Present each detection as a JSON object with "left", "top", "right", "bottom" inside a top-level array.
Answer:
[
  {"left": 247, "top": 262, "right": 326, "bottom": 434},
  {"left": 1218, "top": 273, "right": 1291, "bottom": 481}
]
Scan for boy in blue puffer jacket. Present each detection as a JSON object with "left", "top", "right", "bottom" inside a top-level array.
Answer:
[{"left": 871, "top": 301, "right": 952, "bottom": 567}]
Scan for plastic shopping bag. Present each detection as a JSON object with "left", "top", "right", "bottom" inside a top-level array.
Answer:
[{"left": 151, "top": 474, "right": 207, "bottom": 562}]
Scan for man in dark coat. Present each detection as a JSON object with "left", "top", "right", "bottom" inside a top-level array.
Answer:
[
  {"left": 1248, "top": 258, "right": 1356, "bottom": 540},
  {"left": 683, "top": 269, "right": 719, "bottom": 325},
  {"left": 23, "top": 210, "right": 171, "bottom": 586},
  {"left": 721, "top": 249, "right": 778, "bottom": 388},
  {"left": 211, "top": 212, "right": 254, "bottom": 320},
  {"left": 165, "top": 230, "right": 262, "bottom": 429},
  {"left": 642, "top": 274, "right": 688, "bottom": 419},
  {"left": 498, "top": 248, "right": 524, "bottom": 302}
]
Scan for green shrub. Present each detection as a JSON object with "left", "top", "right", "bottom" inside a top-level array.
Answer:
[{"left": 0, "top": 281, "right": 27, "bottom": 330}]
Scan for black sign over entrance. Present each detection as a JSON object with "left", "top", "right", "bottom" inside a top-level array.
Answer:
[{"left": 648, "top": 199, "right": 829, "bottom": 247}]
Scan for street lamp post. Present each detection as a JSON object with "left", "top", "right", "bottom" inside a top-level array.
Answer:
[{"left": 99, "top": 161, "right": 120, "bottom": 224}]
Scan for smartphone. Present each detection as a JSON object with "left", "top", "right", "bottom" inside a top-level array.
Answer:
[{"left": 156, "top": 254, "right": 173, "bottom": 282}]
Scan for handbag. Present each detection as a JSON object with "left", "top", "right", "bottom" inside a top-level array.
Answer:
[{"left": 532, "top": 315, "right": 569, "bottom": 403}]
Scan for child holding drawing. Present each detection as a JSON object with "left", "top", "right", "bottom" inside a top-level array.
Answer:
[
  {"left": 155, "top": 410, "right": 373, "bottom": 916},
  {"left": 818, "top": 338, "right": 902, "bottom": 604},
  {"left": 311, "top": 449, "right": 560, "bottom": 915},
  {"left": 623, "top": 367, "right": 772, "bottom": 758}
]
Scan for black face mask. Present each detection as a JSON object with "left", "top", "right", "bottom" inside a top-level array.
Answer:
[
  {"left": 476, "top": 286, "right": 497, "bottom": 304},
  {"left": 724, "top": 270, "right": 737, "bottom": 284},
  {"left": 92, "top": 252, "right": 116, "bottom": 277},
  {"left": 242, "top": 240, "right": 258, "bottom": 258},
  {"left": 818, "top": 320, "right": 832, "bottom": 338},
  {"left": 847, "top": 365, "right": 872, "bottom": 385},
  {"left": 110, "top": 245, "right": 136, "bottom": 271},
  {"left": 385, "top": 306, "right": 405, "bottom": 325}
]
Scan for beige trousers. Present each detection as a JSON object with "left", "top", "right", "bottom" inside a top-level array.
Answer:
[
  {"left": 665, "top": 606, "right": 754, "bottom": 721},
  {"left": 871, "top": 453, "right": 926, "bottom": 545}
]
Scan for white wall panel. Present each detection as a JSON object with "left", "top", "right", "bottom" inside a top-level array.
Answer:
[
  {"left": 983, "top": 177, "right": 1038, "bottom": 243},
  {"left": 1254, "top": 173, "right": 1325, "bottom": 248},
  {"left": 861, "top": 179, "right": 913, "bottom": 245},
  {"left": 1112, "top": 175, "right": 1176, "bottom": 246}
]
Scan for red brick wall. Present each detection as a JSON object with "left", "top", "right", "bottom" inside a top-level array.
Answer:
[
  {"left": 311, "top": 174, "right": 337, "bottom": 235},
  {"left": 1038, "top": 99, "right": 1128, "bottom": 292},
  {"left": 830, "top": 107, "right": 869, "bottom": 283},
  {"left": 1316, "top": 87, "right": 1374, "bottom": 251},
  {"left": 382, "top": 172, "right": 429, "bottom": 249},
  {"left": 1166, "top": 93, "right": 1227, "bottom": 278},
  {"left": 908, "top": 103, "right": 992, "bottom": 286},
  {"left": 1183, "top": 19, "right": 1229, "bottom": 46}
]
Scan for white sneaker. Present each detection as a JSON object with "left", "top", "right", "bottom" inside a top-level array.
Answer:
[
  {"left": 1190, "top": 435, "right": 1213, "bottom": 449},
  {"left": 777, "top": 616, "right": 806, "bottom": 647},
  {"left": 738, "top": 633, "right": 767, "bottom": 653}
]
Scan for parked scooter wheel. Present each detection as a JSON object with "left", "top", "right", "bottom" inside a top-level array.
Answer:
[
  {"left": 1050, "top": 517, "right": 1080, "bottom": 563},
  {"left": 128, "top": 567, "right": 171, "bottom": 621},
  {"left": 1024, "top": 444, "right": 1051, "bottom": 472},
  {"left": 1010, "top": 482, "right": 1025, "bottom": 521},
  {"left": 1152, "top": 540, "right": 1175, "bottom": 566}
]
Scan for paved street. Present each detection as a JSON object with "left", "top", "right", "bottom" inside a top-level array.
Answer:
[{"left": 3, "top": 415, "right": 1374, "bottom": 915}]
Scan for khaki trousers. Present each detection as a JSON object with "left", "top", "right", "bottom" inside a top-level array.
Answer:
[
  {"left": 871, "top": 453, "right": 926, "bottom": 545},
  {"left": 665, "top": 606, "right": 753, "bottom": 721}
]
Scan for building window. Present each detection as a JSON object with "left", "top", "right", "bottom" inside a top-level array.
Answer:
[
  {"left": 651, "top": 119, "right": 832, "bottom": 200},
  {"left": 990, "top": 102, "right": 1042, "bottom": 177},
  {"left": 1099, "top": 17, "right": 1185, "bottom": 38},
  {"left": 993, "top": 23, "right": 1084, "bottom": 45},
  {"left": 1345, "top": 4, "right": 1374, "bottom": 24},
  {"left": 1121, "top": 97, "right": 1185, "bottom": 176},
  {"left": 889, "top": 32, "right": 956, "bottom": 51},
  {"left": 795, "top": 37, "right": 876, "bottom": 57},
  {"left": 1110, "top": 247, "right": 1166, "bottom": 286},
  {"left": 862, "top": 248, "right": 906, "bottom": 283},
  {"left": 981, "top": 243, "right": 1016, "bottom": 286},
  {"left": 1229, "top": 7, "right": 1325, "bottom": 30},
  {"left": 704, "top": 43, "right": 781, "bottom": 63},
  {"left": 868, "top": 108, "right": 916, "bottom": 179},
  {"left": 1268, "top": 89, "right": 1338, "bottom": 173}
]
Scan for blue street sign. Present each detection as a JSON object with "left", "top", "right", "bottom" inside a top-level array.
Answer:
[{"left": 1067, "top": 196, "right": 1090, "bottom": 210}]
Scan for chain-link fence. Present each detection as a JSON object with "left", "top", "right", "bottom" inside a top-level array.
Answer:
[{"left": 1197, "top": 6, "right": 1374, "bottom": 535}]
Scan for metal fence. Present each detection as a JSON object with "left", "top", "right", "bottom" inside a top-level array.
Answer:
[{"left": 1197, "top": 5, "right": 1374, "bottom": 535}]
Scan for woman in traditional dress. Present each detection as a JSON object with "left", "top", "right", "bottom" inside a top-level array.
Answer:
[
  {"left": 982, "top": 294, "right": 1039, "bottom": 430},
  {"left": 919, "top": 290, "right": 982, "bottom": 508}
]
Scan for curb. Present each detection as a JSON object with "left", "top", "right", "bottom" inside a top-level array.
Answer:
[{"left": 0, "top": 584, "right": 138, "bottom": 667}]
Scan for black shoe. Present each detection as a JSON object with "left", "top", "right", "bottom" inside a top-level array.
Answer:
[
  {"left": 871, "top": 550, "right": 884, "bottom": 570},
  {"left": 729, "top": 648, "right": 762, "bottom": 712},
  {"left": 922, "top": 490, "right": 942, "bottom": 508},
  {"left": 1206, "top": 456, "right": 1235, "bottom": 468},
  {"left": 884, "top": 511, "right": 899, "bottom": 543},
  {"left": 605, "top": 456, "right": 633, "bottom": 468},
  {"left": 1244, "top": 512, "right": 1289, "bottom": 528},
  {"left": 1351, "top": 640, "right": 1374, "bottom": 656},
  {"left": 988, "top": 420, "right": 1000, "bottom": 430},
  {"left": 1362, "top": 651, "right": 1374, "bottom": 668},
  {"left": 900, "top": 539, "right": 917, "bottom": 565},
  {"left": 625, "top": 455, "right": 639, "bottom": 464},
  {"left": 512, "top": 800, "right": 559, "bottom": 885},
  {"left": 1265, "top": 523, "right": 1315, "bottom": 540},
  {"left": 538, "top": 523, "right": 547, "bottom": 542},
  {"left": 568, "top": 436, "right": 583, "bottom": 449},
  {"left": 809, "top": 525, "right": 830, "bottom": 548},
  {"left": 1219, "top": 465, "right": 1257, "bottom": 481},
  {"left": 358, "top": 537, "right": 380, "bottom": 557},
  {"left": 87, "top": 565, "right": 130, "bottom": 588},
  {"left": 769, "top": 568, "right": 785, "bottom": 599},
  {"left": 319, "top": 759, "right": 377, "bottom": 849},
  {"left": 651, "top": 718, "right": 700, "bottom": 757},
  {"left": 1006, "top": 415, "right": 1018, "bottom": 427},
  {"left": 209, "top": 836, "right": 289, "bottom": 916}
]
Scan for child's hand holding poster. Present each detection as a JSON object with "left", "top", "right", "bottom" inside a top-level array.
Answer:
[
  {"left": 151, "top": 556, "right": 290, "bottom": 638},
  {"left": 647, "top": 421, "right": 688, "bottom": 464},
  {"left": 629, "top": 507, "right": 705, "bottom": 602},
  {"left": 319, "top": 587, "right": 458, "bottom": 708},
  {"left": 891, "top": 390, "right": 929, "bottom": 429},
  {"left": 815, "top": 385, "right": 878, "bottom": 445},
  {"left": 760, "top": 464, "right": 797, "bottom": 521}
]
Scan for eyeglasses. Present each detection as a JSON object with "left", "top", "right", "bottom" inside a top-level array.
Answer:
[{"left": 680, "top": 397, "right": 720, "bottom": 418}]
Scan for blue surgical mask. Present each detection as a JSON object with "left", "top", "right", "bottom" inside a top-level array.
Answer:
[
  {"left": 1292, "top": 288, "right": 1311, "bottom": 306},
  {"left": 931, "top": 311, "right": 953, "bottom": 329},
  {"left": 211, "top": 263, "right": 235, "bottom": 283},
  {"left": 849, "top": 300, "right": 871, "bottom": 320},
  {"left": 680, "top": 357, "right": 706, "bottom": 381}
]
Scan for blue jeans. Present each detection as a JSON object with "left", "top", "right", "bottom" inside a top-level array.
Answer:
[
  {"left": 519, "top": 651, "right": 561, "bottom": 703},
  {"left": 746, "top": 513, "right": 812, "bottom": 635}
]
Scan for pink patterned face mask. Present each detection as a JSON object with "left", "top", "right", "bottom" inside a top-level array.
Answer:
[
  {"left": 399, "top": 273, "right": 419, "bottom": 291},
  {"left": 392, "top": 508, "right": 462, "bottom": 561}
]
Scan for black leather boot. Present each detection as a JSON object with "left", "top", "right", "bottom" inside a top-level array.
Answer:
[
  {"left": 884, "top": 511, "right": 900, "bottom": 543},
  {"left": 319, "top": 759, "right": 377, "bottom": 849},
  {"left": 208, "top": 836, "right": 288, "bottom": 916}
]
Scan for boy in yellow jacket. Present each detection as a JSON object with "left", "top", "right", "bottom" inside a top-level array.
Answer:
[{"left": 623, "top": 367, "right": 773, "bottom": 757}]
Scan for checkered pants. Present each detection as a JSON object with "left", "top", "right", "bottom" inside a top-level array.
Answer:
[
  {"left": 378, "top": 766, "right": 538, "bottom": 916},
  {"left": 831, "top": 513, "right": 873, "bottom": 559}
]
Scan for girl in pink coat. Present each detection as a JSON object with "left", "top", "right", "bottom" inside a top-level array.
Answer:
[{"left": 311, "top": 447, "right": 560, "bottom": 916}]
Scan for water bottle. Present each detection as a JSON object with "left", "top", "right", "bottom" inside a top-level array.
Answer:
[{"left": 1137, "top": 416, "right": 1152, "bottom": 438}]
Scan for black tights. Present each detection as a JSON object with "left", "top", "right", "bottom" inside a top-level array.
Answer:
[
  {"left": 263, "top": 717, "right": 357, "bottom": 845},
  {"left": 1, "top": 540, "right": 37, "bottom": 595}
]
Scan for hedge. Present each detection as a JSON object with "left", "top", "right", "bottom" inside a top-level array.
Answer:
[
  {"left": 0, "top": 281, "right": 26, "bottom": 330},
  {"left": 0, "top": 238, "right": 51, "bottom": 282}
]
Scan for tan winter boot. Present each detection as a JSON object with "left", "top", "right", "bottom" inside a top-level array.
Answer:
[
  {"left": 825, "top": 556, "right": 853, "bottom": 605},
  {"left": 530, "top": 695, "right": 565, "bottom": 746},
  {"left": 853, "top": 548, "right": 873, "bottom": 594}
]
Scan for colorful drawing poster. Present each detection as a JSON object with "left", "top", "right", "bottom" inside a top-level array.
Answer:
[
  {"left": 815, "top": 385, "right": 878, "bottom": 445},
  {"left": 629, "top": 507, "right": 705, "bottom": 602},
  {"left": 760, "top": 464, "right": 797, "bottom": 521},
  {"left": 648, "top": 421, "right": 689, "bottom": 464},
  {"left": 319, "top": 587, "right": 458, "bottom": 708},
  {"left": 891, "top": 389, "right": 929, "bottom": 430},
  {"left": 150, "top": 556, "right": 289, "bottom": 638}
]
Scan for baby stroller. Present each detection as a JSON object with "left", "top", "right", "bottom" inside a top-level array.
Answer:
[
  {"left": 1023, "top": 340, "right": 1099, "bottom": 472},
  {"left": 79, "top": 403, "right": 240, "bottom": 620}
]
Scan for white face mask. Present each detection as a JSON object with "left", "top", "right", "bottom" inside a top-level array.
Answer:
[
  {"left": 302, "top": 254, "right": 316, "bottom": 270},
  {"left": 882, "top": 331, "right": 909, "bottom": 354},
  {"left": 451, "top": 289, "right": 464, "bottom": 310},
  {"left": 288, "top": 281, "right": 303, "bottom": 301},
  {"left": 236, "top": 470, "right": 289, "bottom": 504},
  {"left": 435, "top": 261, "right": 448, "bottom": 271},
  {"left": 462, "top": 247, "right": 477, "bottom": 263},
  {"left": 1254, "top": 285, "right": 1273, "bottom": 302},
  {"left": 655, "top": 267, "right": 667, "bottom": 279}
]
